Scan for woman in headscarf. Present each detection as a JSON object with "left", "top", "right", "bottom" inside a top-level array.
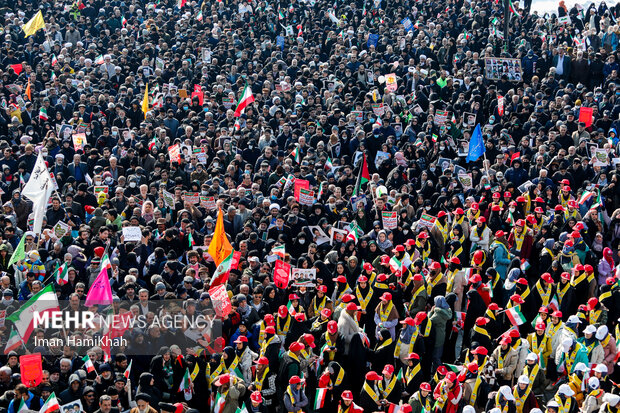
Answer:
[
  {"left": 598, "top": 247, "right": 615, "bottom": 285},
  {"left": 149, "top": 346, "right": 174, "bottom": 399},
  {"left": 262, "top": 285, "right": 279, "bottom": 315},
  {"left": 376, "top": 230, "right": 393, "bottom": 251},
  {"left": 430, "top": 295, "right": 453, "bottom": 371},
  {"left": 136, "top": 372, "right": 162, "bottom": 408},
  {"left": 370, "top": 328, "right": 395, "bottom": 372},
  {"left": 234, "top": 334, "right": 258, "bottom": 382}
]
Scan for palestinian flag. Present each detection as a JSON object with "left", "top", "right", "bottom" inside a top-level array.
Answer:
[
  {"left": 3, "top": 327, "right": 21, "bottom": 354},
  {"left": 325, "top": 157, "right": 333, "bottom": 170},
  {"left": 51, "top": 54, "right": 58, "bottom": 66},
  {"left": 233, "top": 83, "right": 255, "bottom": 117},
  {"left": 291, "top": 146, "right": 301, "bottom": 163},
  {"left": 506, "top": 306, "right": 526, "bottom": 326},
  {"left": 179, "top": 368, "right": 193, "bottom": 400},
  {"left": 40, "top": 392, "right": 60, "bottom": 413},
  {"left": 124, "top": 359, "right": 132, "bottom": 379},
  {"left": 352, "top": 153, "right": 370, "bottom": 196},
  {"left": 314, "top": 388, "right": 328, "bottom": 409},
  {"left": 39, "top": 107, "right": 48, "bottom": 121},
  {"left": 444, "top": 364, "right": 461, "bottom": 373},
  {"left": 55, "top": 262, "right": 69, "bottom": 286},
  {"left": 82, "top": 355, "right": 95, "bottom": 373}
]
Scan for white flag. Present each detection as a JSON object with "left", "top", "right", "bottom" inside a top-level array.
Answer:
[{"left": 21, "top": 152, "right": 54, "bottom": 236}]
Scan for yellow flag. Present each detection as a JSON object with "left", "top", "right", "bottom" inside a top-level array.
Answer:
[
  {"left": 142, "top": 83, "right": 149, "bottom": 119},
  {"left": 22, "top": 11, "right": 45, "bottom": 38},
  {"left": 208, "top": 209, "right": 233, "bottom": 267}
]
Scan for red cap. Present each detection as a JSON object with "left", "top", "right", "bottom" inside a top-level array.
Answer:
[
  {"left": 381, "top": 292, "right": 392, "bottom": 301},
  {"left": 437, "top": 211, "right": 447, "bottom": 218},
  {"left": 542, "top": 273, "right": 553, "bottom": 283},
  {"left": 380, "top": 255, "right": 390, "bottom": 264},
  {"left": 554, "top": 205, "right": 565, "bottom": 212},
  {"left": 534, "top": 207, "right": 544, "bottom": 213},
  {"left": 574, "top": 264, "right": 584, "bottom": 271},
  {"left": 552, "top": 310, "right": 563, "bottom": 318},
  {"left": 289, "top": 342, "right": 304, "bottom": 352},
  {"left": 234, "top": 336, "right": 248, "bottom": 344},
  {"left": 516, "top": 278, "right": 528, "bottom": 285},
  {"left": 436, "top": 366, "right": 447, "bottom": 375},
  {"left": 455, "top": 208, "right": 464, "bottom": 214},
  {"left": 508, "top": 329, "right": 520, "bottom": 338},
  {"left": 516, "top": 219, "right": 526, "bottom": 227},
  {"left": 406, "top": 352, "right": 420, "bottom": 360},
  {"left": 495, "top": 230, "right": 505, "bottom": 238},
  {"left": 607, "top": 277, "right": 616, "bottom": 286},
  {"left": 420, "top": 382, "right": 432, "bottom": 392},
  {"left": 539, "top": 306, "right": 549, "bottom": 314},
  {"left": 264, "top": 326, "right": 276, "bottom": 334},
  {"left": 493, "top": 192, "right": 501, "bottom": 198},
  {"left": 587, "top": 297, "right": 599, "bottom": 310},
  {"left": 251, "top": 391, "right": 263, "bottom": 404},
  {"left": 535, "top": 322, "right": 546, "bottom": 330},
  {"left": 418, "top": 232, "right": 429, "bottom": 239},
  {"left": 341, "top": 390, "right": 354, "bottom": 401},
  {"left": 414, "top": 312, "right": 427, "bottom": 325},
  {"left": 400, "top": 317, "right": 415, "bottom": 326},
  {"left": 563, "top": 185, "right": 571, "bottom": 192},
  {"left": 278, "top": 305, "right": 288, "bottom": 318},
  {"left": 575, "top": 222, "right": 585, "bottom": 231},
  {"left": 476, "top": 217, "right": 486, "bottom": 224},
  {"left": 357, "top": 275, "right": 368, "bottom": 283},
  {"left": 392, "top": 245, "right": 405, "bottom": 253},
  {"left": 264, "top": 314, "right": 275, "bottom": 324},
  {"left": 289, "top": 293, "right": 300, "bottom": 300},
  {"left": 500, "top": 337, "right": 512, "bottom": 345},
  {"left": 346, "top": 302, "right": 360, "bottom": 311},
  {"left": 488, "top": 303, "right": 501, "bottom": 311},
  {"left": 85, "top": 205, "right": 95, "bottom": 214},
  {"left": 516, "top": 196, "right": 526, "bottom": 203},
  {"left": 471, "top": 203, "right": 479, "bottom": 210},
  {"left": 445, "top": 372, "right": 457, "bottom": 382},
  {"left": 333, "top": 275, "right": 347, "bottom": 283},
  {"left": 560, "top": 179, "right": 570, "bottom": 185},
  {"left": 382, "top": 364, "right": 395, "bottom": 375},
  {"left": 363, "top": 263, "right": 374, "bottom": 271},
  {"left": 94, "top": 247, "right": 105, "bottom": 258},
  {"left": 303, "top": 334, "right": 316, "bottom": 348},
  {"left": 492, "top": 205, "right": 501, "bottom": 212},
  {"left": 467, "top": 362, "right": 479, "bottom": 374},
  {"left": 289, "top": 375, "right": 302, "bottom": 385},
  {"left": 561, "top": 272, "right": 571, "bottom": 280},
  {"left": 215, "top": 374, "right": 231, "bottom": 386},
  {"left": 469, "top": 273, "right": 482, "bottom": 284},
  {"left": 365, "top": 371, "right": 382, "bottom": 381},
  {"left": 472, "top": 346, "right": 488, "bottom": 356},
  {"left": 377, "top": 273, "right": 388, "bottom": 282},
  {"left": 320, "top": 308, "right": 332, "bottom": 318},
  {"left": 504, "top": 191, "right": 511, "bottom": 198},
  {"left": 570, "top": 231, "right": 581, "bottom": 239},
  {"left": 317, "top": 285, "right": 328, "bottom": 293},
  {"left": 412, "top": 273, "right": 423, "bottom": 282},
  {"left": 472, "top": 250, "right": 484, "bottom": 265},
  {"left": 327, "top": 320, "right": 338, "bottom": 334},
  {"left": 584, "top": 264, "right": 594, "bottom": 273},
  {"left": 341, "top": 293, "right": 355, "bottom": 303},
  {"left": 405, "top": 239, "right": 416, "bottom": 246},
  {"left": 511, "top": 294, "right": 524, "bottom": 304},
  {"left": 450, "top": 257, "right": 461, "bottom": 265},
  {"left": 255, "top": 356, "right": 269, "bottom": 366},
  {"left": 475, "top": 317, "right": 489, "bottom": 326},
  {"left": 294, "top": 313, "right": 306, "bottom": 322},
  {"left": 526, "top": 215, "right": 536, "bottom": 224},
  {"left": 568, "top": 200, "right": 577, "bottom": 208},
  {"left": 429, "top": 261, "right": 441, "bottom": 270}
]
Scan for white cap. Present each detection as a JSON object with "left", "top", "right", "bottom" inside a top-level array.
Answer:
[
  {"left": 462, "top": 406, "right": 475, "bottom": 413},
  {"left": 531, "top": 409, "right": 543, "bottom": 413},
  {"left": 558, "top": 384, "right": 575, "bottom": 397},
  {"left": 547, "top": 401, "right": 559, "bottom": 409},
  {"left": 561, "top": 337, "right": 573, "bottom": 353},
  {"left": 499, "top": 385, "right": 515, "bottom": 401},
  {"left": 574, "top": 362, "right": 588, "bottom": 373},
  {"left": 517, "top": 375, "right": 530, "bottom": 385},
  {"left": 269, "top": 203, "right": 280, "bottom": 210},
  {"left": 596, "top": 325, "right": 609, "bottom": 340},
  {"left": 584, "top": 324, "right": 597, "bottom": 335},
  {"left": 594, "top": 364, "right": 609, "bottom": 374},
  {"left": 589, "top": 377, "right": 600, "bottom": 389},
  {"left": 526, "top": 353, "right": 538, "bottom": 362},
  {"left": 566, "top": 315, "right": 582, "bottom": 324},
  {"left": 604, "top": 394, "right": 620, "bottom": 406}
]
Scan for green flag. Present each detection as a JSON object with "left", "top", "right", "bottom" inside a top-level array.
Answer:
[{"left": 8, "top": 234, "right": 26, "bottom": 267}]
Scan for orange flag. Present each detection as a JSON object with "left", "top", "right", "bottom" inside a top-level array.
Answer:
[
  {"left": 207, "top": 208, "right": 233, "bottom": 266},
  {"left": 25, "top": 79, "right": 31, "bottom": 101}
]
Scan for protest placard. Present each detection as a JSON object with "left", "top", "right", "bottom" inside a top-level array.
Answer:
[
  {"left": 291, "top": 268, "right": 316, "bottom": 287},
  {"left": 122, "top": 226, "right": 142, "bottom": 242},
  {"left": 382, "top": 211, "right": 398, "bottom": 229}
]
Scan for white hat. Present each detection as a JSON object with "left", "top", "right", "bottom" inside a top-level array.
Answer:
[
  {"left": 604, "top": 394, "right": 620, "bottom": 406},
  {"left": 596, "top": 325, "right": 609, "bottom": 341},
  {"left": 489, "top": 409, "right": 501, "bottom": 413},
  {"left": 574, "top": 362, "right": 588, "bottom": 373},
  {"left": 269, "top": 203, "right": 280, "bottom": 210},
  {"left": 462, "top": 406, "right": 475, "bottom": 413},
  {"left": 526, "top": 353, "right": 538, "bottom": 362},
  {"left": 594, "top": 364, "right": 609, "bottom": 374},
  {"left": 531, "top": 409, "right": 543, "bottom": 413},
  {"left": 566, "top": 315, "right": 582, "bottom": 324},
  {"left": 589, "top": 377, "right": 600, "bottom": 389},
  {"left": 499, "top": 386, "right": 515, "bottom": 401},
  {"left": 561, "top": 337, "right": 573, "bottom": 353},
  {"left": 517, "top": 375, "right": 530, "bottom": 385},
  {"left": 584, "top": 324, "right": 597, "bottom": 335},
  {"left": 547, "top": 401, "right": 559, "bottom": 409},
  {"left": 558, "top": 384, "right": 575, "bottom": 397}
]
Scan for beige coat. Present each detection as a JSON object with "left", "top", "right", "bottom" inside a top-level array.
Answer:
[{"left": 491, "top": 346, "right": 519, "bottom": 382}]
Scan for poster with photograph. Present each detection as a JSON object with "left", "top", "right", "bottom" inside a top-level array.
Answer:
[
  {"left": 291, "top": 268, "right": 316, "bottom": 287},
  {"left": 484, "top": 57, "right": 523, "bottom": 82},
  {"left": 330, "top": 228, "right": 347, "bottom": 245},
  {"left": 309, "top": 226, "right": 330, "bottom": 245},
  {"left": 61, "top": 400, "right": 84, "bottom": 413}
]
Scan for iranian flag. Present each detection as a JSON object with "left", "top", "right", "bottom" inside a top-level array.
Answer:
[
  {"left": 389, "top": 256, "right": 404, "bottom": 273},
  {"left": 148, "top": 136, "right": 158, "bottom": 151},
  {"left": 506, "top": 306, "right": 527, "bottom": 326},
  {"left": 314, "top": 388, "right": 328, "bottom": 409},
  {"left": 396, "top": 368, "right": 404, "bottom": 383},
  {"left": 387, "top": 403, "right": 402, "bottom": 413},
  {"left": 6, "top": 283, "right": 59, "bottom": 342},
  {"left": 121, "top": 15, "right": 127, "bottom": 26},
  {"left": 286, "top": 300, "right": 297, "bottom": 316},
  {"left": 179, "top": 368, "right": 193, "bottom": 400},
  {"left": 272, "top": 245, "right": 286, "bottom": 259},
  {"left": 497, "top": 95, "right": 505, "bottom": 116},
  {"left": 94, "top": 55, "right": 104, "bottom": 65},
  {"left": 209, "top": 251, "right": 234, "bottom": 288},
  {"left": 39, "top": 107, "right": 48, "bottom": 121},
  {"left": 549, "top": 295, "right": 559, "bottom": 312},
  {"left": 124, "top": 359, "right": 132, "bottom": 379},
  {"left": 55, "top": 262, "right": 69, "bottom": 285},
  {"left": 352, "top": 153, "right": 370, "bottom": 196},
  {"left": 213, "top": 392, "right": 226, "bottom": 413},
  {"left": 40, "top": 392, "right": 60, "bottom": 413},
  {"left": 3, "top": 328, "right": 21, "bottom": 354},
  {"left": 579, "top": 190, "right": 595, "bottom": 205},
  {"left": 233, "top": 83, "right": 255, "bottom": 117},
  {"left": 235, "top": 404, "right": 249, "bottom": 413},
  {"left": 291, "top": 146, "right": 301, "bottom": 163},
  {"left": 16, "top": 399, "right": 27, "bottom": 413},
  {"left": 51, "top": 54, "right": 58, "bottom": 66},
  {"left": 325, "top": 157, "right": 333, "bottom": 170},
  {"left": 197, "top": 10, "right": 203, "bottom": 21},
  {"left": 82, "top": 355, "right": 95, "bottom": 373}
]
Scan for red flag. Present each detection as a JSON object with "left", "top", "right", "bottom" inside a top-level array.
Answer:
[
  {"left": 192, "top": 85, "right": 204, "bottom": 105},
  {"left": 579, "top": 106, "right": 593, "bottom": 128},
  {"left": 231, "top": 251, "right": 242, "bottom": 270},
  {"left": 208, "top": 284, "right": 232, "bottom": 318},
  {"left": 497, "top": 95, "right": 505, "bottom": 117},
  {"left": 510, "top": 152, "right": 521, "bottom": 165},
  {"left": 273, "top": 260, "right": 291, "bottom": 289},
  {"left": 20, "top": 353, "right": 43, "bottom": 387},
  {"left": 10, "top": 64, "right": 22, "bottom": 75},
  {"left": 294, "top": 179, "right": 310, "bottom": 201}
]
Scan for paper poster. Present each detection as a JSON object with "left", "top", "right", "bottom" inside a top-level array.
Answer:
[
  {"left": 193, "top": 147, "right": 207, "bottom": 163},
  {"left": 223, "top": 97, "right": 234, "bottom": 109},
  {"left": 298, "top": 188, "right": 314, "bottom": 206},
  {"left": 435, "top": 110, "right": 448, "bottom": 125},
  {"left": 418, "top": 213, "right": 436, "bottom": 229},
  {"left": 309, "top": 226, "right": 330, "bottom": 245},
  {"left": 200, "top": 196, "right": 217, "bottom": 210},
  {"left": 351, "top": 195, "right": 367, "bottom": 212},
  {"left": 0, "top": 310, "right": 5, "bottom": 328},
  {"left": 94, "top": 186, "right": 108, "bottom": 196},
  {"left": 183, "top": 192, "right": 200, "bottom": 205},
  {"left": 385, "top": 73, "right": 397, "bottom": 92},
  {"left": 169, "top": 144, "right": 181, "bottom": 164},
  {"left": 517, "top": 180, "right": 534, "bottom": 194},
  {"left": 558, "top": 15, "right": 570, "bottom": 24},
  {"left": 273, "top": 260, "right": 291, "bottom": 289},
  {"left": 484, "top": 57, "right": 523, "bottom": 82},
  {"left": 457, "top": 173, "right": 472, "bottom": 189},
  {"left": 52, "top": 221, "right": 70, "bottom": 240},
  {"left": 122, "top": 226, "right": 142, "bottom": 242},
  {"left": 382, "top": 211, "right": 398, "bottom": 229},
  {"left": 352, "top": 110, "right": 364, "bottom": 123},
  {"left": 401, "top": 17, "right": 413, "bottom": 32},
  {"left": 593, "top": 148, "right": 609, "bottom": 167},
  {"left": 371, "top": 103, "right": 385, "bottom": 116},
  {"left": 61, "top": 400, "right": 84, "bottom": 413},
  {"left": 72, "top": 133, "right": 85, "bottom": 151},
  {"left": 162, "top": 190, "right": 175, "bottom": 209},
  {"left": 208, "top": 284, "right": 232, "bottom": 318},
  {"left": 291, "top": 268, "right": 317, "bottom": 287},
  {"left": 375, "top": 151, "right": 391, "bottom": 167},
  {"left": 330, "top": 228, "right": 347, "bottom": 245},
  {"left": 294, "top": 179, "right": 310, "bottom": 201}
]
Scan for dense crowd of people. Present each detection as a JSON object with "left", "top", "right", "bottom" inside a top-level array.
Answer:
[{"left": 4, "top": 0, "right": 620, "bottom": 412}]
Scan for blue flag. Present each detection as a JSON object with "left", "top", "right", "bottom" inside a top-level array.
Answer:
[
  {"left": 466, "top": 124, "right": 485, "bottom": 163},
  {"left": 367, "top": 34, "right": 379, "bottom": 48}
]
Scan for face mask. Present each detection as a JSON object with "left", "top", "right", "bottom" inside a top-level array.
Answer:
[
  {"left": 213, "top": 163, "right": 219, "bottom": 168},
  {"left": 403, "top": 229, "right": 409, "bottom": 235},
  {"left": 2, "top": 298, "right": 13, "bottom": 306},
  {"left": 28, "top": 131, "right": 33, "bottom": 135},
  {"left": 509, "top": 207, "right": 516, "bottom": 213},
  {"left": 429, "top": 167, "right": 436, "bottom": 172},
  {"left": 248, "top": 144, "right": 254, "bottom": 149},
  {"left": 129, "top": 182, "right": 137, "bottom": 188},
  {"left": 112, "top": 131, "right": 118, "bottom": 136},
  {"left": 425, "top": 206, "right": 431, "bottom": 211},
  {"left": 298, "top": 239, "right": 306, "bottom": 244},
  {"left": 203, "top": 108, "right": 209, "bottom": 112},
  {"left": 183, "top": 106, "right": 189, "bottom": 110},
  {"left": 104, "top": 177, "right": 113, "bottom": 185},
  {"left": 439, "top": 146, "right": 444, "bottom": 150}
]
